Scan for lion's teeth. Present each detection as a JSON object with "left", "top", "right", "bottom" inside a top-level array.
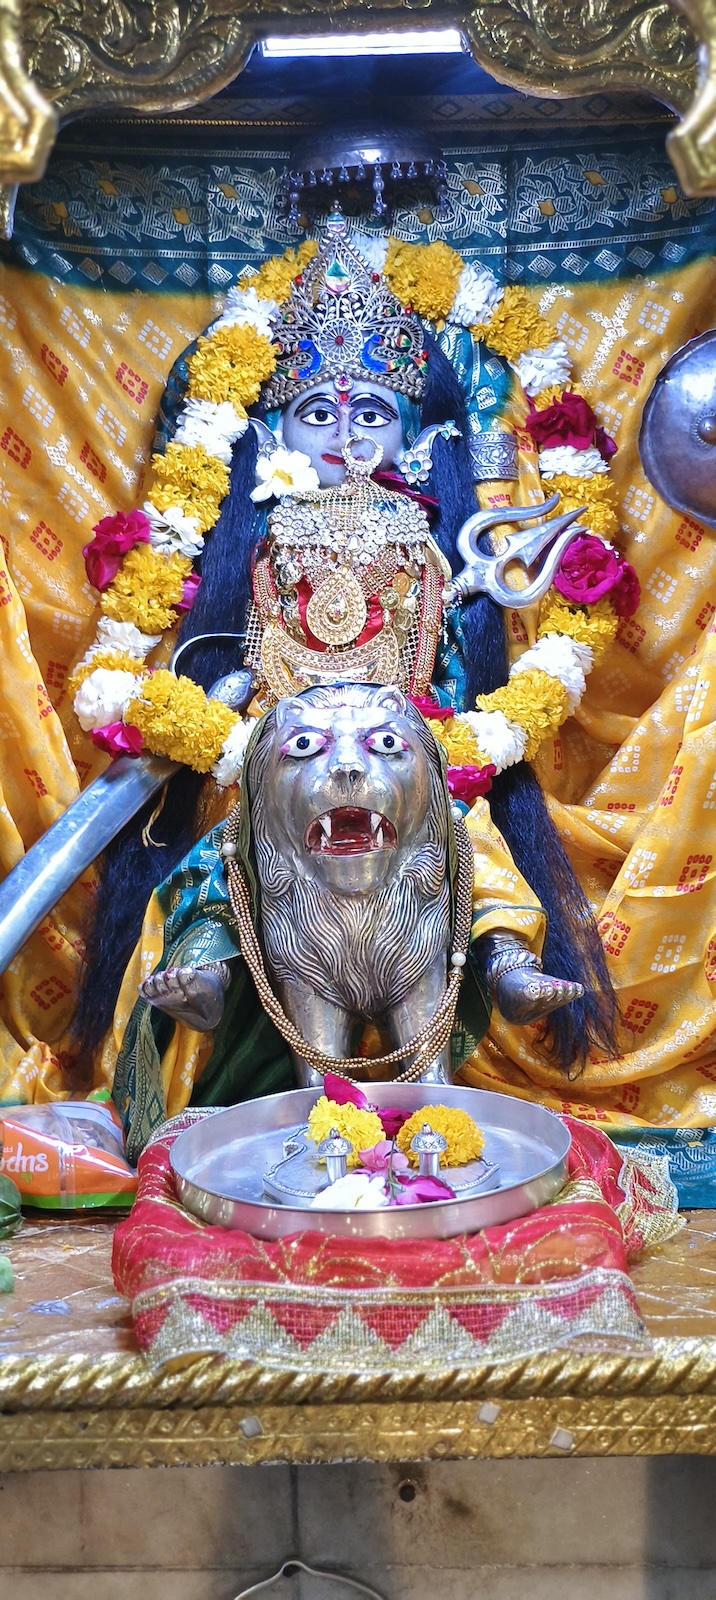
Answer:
[
  {"left": 320, "top": 814, "right": 332, "bottom": 837},
  {"left": 371, "top": 812, "right": 381, "bottom": 832},
  {"left": 375, "top": 826, "right": 384, "bottom": 848}
]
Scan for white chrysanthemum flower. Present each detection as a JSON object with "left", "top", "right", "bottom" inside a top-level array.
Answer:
[
  {"left": 538, "top": 444, "right": 608, "bottom": 479},
  {"left": 211, "top": 715, "right": 254, "bottom": 788},
  {"left": 251, "top": 447, "right": 321, "bottom": 503},
  {"left": 448, "top": 261, "right": 502, "bottom": 327},
  {"left": 144, "top": 501, "right": 204, "bottom": 559},
  {"left": 213, "top": 284, "right": 281, "bottom": 339},
  {"left": 310, "top": 1173, "right": 390, "bottom": 1210},
  {"left": 88, "top": 618, "right": 162, "bottom": 661},
  {"left": 351, "top": 232, "right": 389, "bottom": 274},
  {"left": 460, "top": 709, "right": 527, "bottom": 770},
  {"left": 510, "top": 634, "right": 590, "bottom": 713},
  {"left": 73, "top": 668, "right": 142, "bottom": 732},
  {"left": 174, "top": 397, "right": 248, "bottom": 465},
  {"left": 512, "top": 339, "right": 572, "bottom": 398}
]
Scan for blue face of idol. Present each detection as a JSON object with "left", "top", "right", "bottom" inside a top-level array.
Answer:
[{"left": 281, "top": 378, "right": 405, "bottom": 487}]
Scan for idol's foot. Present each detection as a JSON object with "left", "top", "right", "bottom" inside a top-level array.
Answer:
[
  {"left": 495, "top": 968, "right": 584, "bottom": 1026},
  {"left": 140, "top": 966, "right": 226, "bottom": 1031}
]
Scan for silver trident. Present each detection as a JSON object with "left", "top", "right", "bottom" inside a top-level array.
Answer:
[{"left": 444, "top": 492, "right": 588, "bottom": 610}]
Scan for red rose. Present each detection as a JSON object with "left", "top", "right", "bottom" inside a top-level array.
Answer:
[
  {"left": 176, "top": 571, "right": 201, "bottom": 612},
  {"left": 90, "top": 721, "right": 144, "bottom": 758},
  {"left": 525, "top": 391, "right": 598, "bottom": 452},
  {"left": 83, "top": 509, "right": 151, "bottom": 591},
  {"left": 447, "top": 763, "right": 496, "bottom": 804},
  {"left": 610, "top": 562, "right": 640, "bottom": 618},
  {"left": 554, "top": 534, "right": 621, "bottom": 603}
]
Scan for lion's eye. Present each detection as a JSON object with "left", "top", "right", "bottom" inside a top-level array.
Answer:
[
  {"left": 281, "top": 730, "right": 328, "bottom": 759},
  {"left": 365, "top": 730, "right": 407, "bottom": 755}
]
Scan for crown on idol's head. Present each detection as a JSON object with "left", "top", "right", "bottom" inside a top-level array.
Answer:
[{"left": 262, "top": 208, "right": 429, "bottom": 410}]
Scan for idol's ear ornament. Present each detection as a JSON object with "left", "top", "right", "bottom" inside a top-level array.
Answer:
[
  {"left": 395, "top": 421, "right": 460, "bottom": 487},
  {"left": 444, "top": 494, "right": 588, "bottom": 610}
]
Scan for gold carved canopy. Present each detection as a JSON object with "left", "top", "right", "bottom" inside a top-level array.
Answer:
[{"left": 0, "top": 1, "right": 714, "bottom": 198}]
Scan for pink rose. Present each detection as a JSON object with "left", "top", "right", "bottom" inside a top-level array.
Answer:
[
  {"left": 83, "top": 509, "right": 151, "bottom": 591},
  {"left": 323, "top": 1072, "right": 369, "bottom": 1110},
  {"left": 377, "top": 1106, "right": 410, "bottom": 1139},
  {"left": 610, "top": 562, "right": 640, "bottom": 618},
  {"left": 554, "top": 534, "right": 622, "bottom": 604},
  {"left": 408, "top": 694, "right": 455, "bottom": 722},
  {"left": 358, "top": 1141, "right": 409, "bottom": 1176},
  {"left": 176, "top": 571, "right": 201, "bottom": 613},
  {"left": 391, "top": 1173, "right": 455, "bottom": 1205},
  {"left": 447, "top": 763, "right": 495, "bottom": 804},
  {"left": 90, "top": 721, "right": 144, "bottom": 758}
]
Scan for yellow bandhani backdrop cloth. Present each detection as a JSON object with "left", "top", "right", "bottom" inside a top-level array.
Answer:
[{"left": 0, "top": 92, "right": 714, "bottom": 1129}]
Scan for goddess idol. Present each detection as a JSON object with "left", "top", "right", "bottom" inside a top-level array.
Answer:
[{"left": 68, "top": 212, "right": 631, "bottom": 1155}]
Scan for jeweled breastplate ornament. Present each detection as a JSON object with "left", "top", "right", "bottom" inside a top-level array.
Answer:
[{"left": 247, "top": 442, "right": 449, "bottom": 700}]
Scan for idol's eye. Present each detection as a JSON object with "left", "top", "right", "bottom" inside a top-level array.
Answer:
[
  {"left": 364, "top": 729, "right": 408, "bottom": 755},
  {"left": 353, "top": 406, "right": 393, "bottom": 428},
  {"left": 281, "top": 730, "right": 328, "bottom": 759},
  {"left": 300, "top": 405, "right": 335, "bottom": 426}
]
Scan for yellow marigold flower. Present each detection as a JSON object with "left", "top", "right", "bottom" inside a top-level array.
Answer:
[
  {"left": 534, "top": 382, "right": 587, "bottom": 408},
  {"left": 101, "top": 545, "right": 192, "bottom": 633},
  {"left": 126, "top": 670, "right": 237, "bottom": 771},
  {"left": 248, "top": 240, "right": 318, "bottom": 303},
  {"left": 397, "top": 1106, "right": 485, "bottom": 1168},
  {"left": 538, "top": 592, "right": 619, "bottom": 659},
  {"left": 149, "top": 442, "right": 230, "bottom": 534},
  {"left": 471, "top": 286, "right": 553, "bottom": 362},
  {"left": 306, "top": 1098, "right": 384, "bottom": 1168},
  {"left": 187, "top": 323, "right": 277, "bottom": 409},
  {"left": 477, "top": 669, "right": 569, "bottom": 760},
  {"left": 427, "top": 717, "right": 486, "bottom": 768},
  {"left": 69, "top": 649, "right": 144, "bottom": 694},
  {"left": 384, "top": 238, "right": 463, "bottom": 324},
  {"left": 546, "top": 473, "right": 619, "bottom": 539}
]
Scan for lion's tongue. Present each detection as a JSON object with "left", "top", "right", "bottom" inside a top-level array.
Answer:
[{"left": 325, "top": 807, "right": 374, "bottom": 855}]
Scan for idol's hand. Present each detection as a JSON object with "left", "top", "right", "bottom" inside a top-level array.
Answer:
[
  {"left": 139, "top": 964, "right": 229, "bottom": 1031},
  {"left": 475, "top": 930, "right": 583, "bottom": 1025},
  {"left": 493, "top": 966, "right": 584, "bottom": 1025}
]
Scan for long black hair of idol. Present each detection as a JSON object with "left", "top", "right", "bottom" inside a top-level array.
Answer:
[{"left": 68, "top": 333, "right": 616, "bottom": 1083}]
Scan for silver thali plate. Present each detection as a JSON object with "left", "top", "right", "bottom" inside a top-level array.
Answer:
[{"left": 170, "top": 1083, "right": 571, "bottom": 1240}]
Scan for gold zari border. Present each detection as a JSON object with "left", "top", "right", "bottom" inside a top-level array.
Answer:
[
  {"left": 3, "top": 1339, "right": 716, "bottom": 1468},
  {"left": 0, "top": 2, "right": 709, "bottom": 196}
]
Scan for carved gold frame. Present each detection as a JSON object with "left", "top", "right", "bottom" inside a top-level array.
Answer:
[
  {"left": 0, "top": 1, "right": 712, "bottom": 199},
  {"left": 2, "top": 1340, "right": 716, "bottom": 1470}
]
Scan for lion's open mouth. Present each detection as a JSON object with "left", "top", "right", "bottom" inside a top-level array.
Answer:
[{"left": 305, "top": 807, "right": 398, "bottom": 856}]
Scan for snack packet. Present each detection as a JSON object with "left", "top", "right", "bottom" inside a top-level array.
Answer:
[{"left": 0, "top": 1097, "right": 137, "bottom": 1209}]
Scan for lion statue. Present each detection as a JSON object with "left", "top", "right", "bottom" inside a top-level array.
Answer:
[{"left": 140, "top": 682, "right": 581, "bottom": 1088}]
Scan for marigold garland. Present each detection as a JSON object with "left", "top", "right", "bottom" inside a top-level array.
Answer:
[
  {"left": 426, "top": 716, "right": 484, "bottom": 769},
  {"left": 469, "top": 286, "right": 553, "bottom": 362},
  {"left": 477, "top": 670, "right": 570, "bottom": 761},
  {"left": 187, "top": 323, "right": 277, "bottom": 409},
  {"left": 247, "top": 239, "right": 318, "bottom": 304},
  {"left": 396, "top": 1106, "right": 485, "bottom": 1168},
  {"left": 150, "top": 442, "right": 231, "bottom": 534},
  {"left": 538, "top": 592, "right": 619, "bottom": 655},
  {"left": 545, "top": 473, "right": 620, "bottom": 540},
  {"left": 101, "top": 545, "right": 192, "bottom": 633},
  {"left": 125, "top": 670, "right": 238, "bottom": 770},
  {"left": 384, "top": 238, "right": 463, "bottom": 326},
  {"left": 69, "top": 649, "right": 143, "bottom": 694}
]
